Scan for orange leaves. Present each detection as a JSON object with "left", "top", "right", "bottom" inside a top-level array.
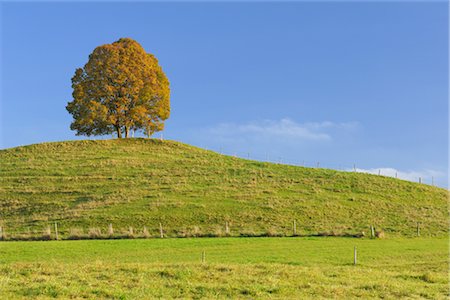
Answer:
[{"left": 67, "top": 38, "right": 170, "bottom": 138}]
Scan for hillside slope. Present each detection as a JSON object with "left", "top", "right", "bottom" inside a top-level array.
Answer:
[{"left": 0, "top": 139, "right": 447, "bottom": 238}]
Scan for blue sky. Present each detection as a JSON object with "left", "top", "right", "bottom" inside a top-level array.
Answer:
[{"left": 0, "top": 2, "right": 448, "bottom": 187}]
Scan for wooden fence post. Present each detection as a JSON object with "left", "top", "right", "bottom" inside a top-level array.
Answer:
[
  {"left": 225, "top": 221, "right": 230, "bottom": 235},
  {"left": 354, "top": 246, "right": 357, "bottom": 265},
  {"left": 108, "top": 223, "right": 114, "bottom": 236},
  {"left": 0, "top": 226, "right": 3, "bottom": 240},
  {"left": 416, "top": 222, "right": 420, "bottom": 237},
  {"left": 54, "top": 222, "right": 59, "bottom": 240},
  {"left": 159, "top": 222, "right": 164, "bottom": 238},
  {"left": 370, "top": 225, "right": 375, "bottom": 238},
  {"left": 202, "top": 250, "right": 206, "bottom": 263}
]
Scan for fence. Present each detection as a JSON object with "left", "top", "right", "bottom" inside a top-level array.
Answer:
[
  {"left": 0, "top": 220, "right": 425, "bottom": 242},
  {"left": 75, "top": 136, "right": 440, "bottom": 187},
  {"left": 202, "top": 146, "right": 438, "bottom": 187}
]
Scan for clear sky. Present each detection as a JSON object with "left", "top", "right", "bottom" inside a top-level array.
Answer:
[{"left": 0, "top": 2, "right": 448, "bottom": 187}]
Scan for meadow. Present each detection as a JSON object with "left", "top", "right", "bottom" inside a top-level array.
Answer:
[
  {"left": 0, "top": 237, "right": 447, "bottom": 299},
  {"left": 0, "top": 139, "right": 448, "bottom": 299},
  {"left": 0, "top": 139, "right": 447, "bottom": 239}
]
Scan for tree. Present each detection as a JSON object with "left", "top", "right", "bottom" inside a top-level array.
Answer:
[{"left": 66, "top": 38, "right": 170, "bottom": 138}]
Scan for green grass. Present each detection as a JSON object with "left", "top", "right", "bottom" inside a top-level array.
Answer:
[
  {"left": 0, "top": 138, "right": 447, "bottom": 238},
  {"left": 0, "top": 237, "right": 447, "bottom": 299},
  {"left": 0, "top": 139, "right": 448, "bottom": 298}
]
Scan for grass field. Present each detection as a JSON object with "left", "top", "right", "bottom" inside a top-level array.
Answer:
[
  {"left": 0, "top": 139, "right": 447, "bottom": 239},
  {"left": 0, "top": 237, "right": 447, "bottom": 299},
  {"left": 0, "top": 139, "right": 448, "bottom": 298}
]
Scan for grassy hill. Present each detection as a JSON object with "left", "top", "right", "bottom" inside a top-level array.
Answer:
[{"left": 0, "top": 138, "right": 447, "bottom": 239}]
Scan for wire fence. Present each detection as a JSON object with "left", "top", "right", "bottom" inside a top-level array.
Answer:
[
  {"left": 2, "top": 136, "right": 442, "bottom": 241},
  {"left": 199, "top": 145, "right": 438, "bottom": 187},
  {"left": 0, "top": 219, "right": 424, "bottom": 242},
  {"left": 19, "top": 135, "right": 440, "bottom": 187}
]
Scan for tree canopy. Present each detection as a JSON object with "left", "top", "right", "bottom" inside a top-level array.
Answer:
[{"left": 67, "top": 38, "right": 170, "bottom": 138}]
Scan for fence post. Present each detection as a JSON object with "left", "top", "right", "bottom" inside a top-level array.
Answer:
[
  {"left": 159, "top": 222, "right": 164, "bottom": 238},
  {"left": 416, "top": 222, "right": 420, "bottom": 237},
  {"left": 419, "top": 177, "right": 422, "bottom": 184},
  {"left": 370, "top": 225, "right": 375, "bottom": 238},
  {"left": 431, "top": 177, "right": 434, "bottom": 186},
  {"left": 353, "top": 164, "right": 356, "bottom": 172},
  {"left": 202, "top": 250, "right": 206, "bottom": 263},
  {"left": 225, "top": 221, "right": 230, "bottom": 235},
  {"left": 108, "top": 223, "right": 114, "bottom": 236},
  {"left": 54, "top": 222, "right": 59, "bottom": 240},
  {"left": 354, "top": 246, "right": 357, "bottom": 265},
  {"left": 0, "top": 226, "right": 3, "bottom": 240}
]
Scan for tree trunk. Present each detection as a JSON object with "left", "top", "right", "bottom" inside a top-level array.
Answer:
[
  {"left": 125, "top": 126, "right": 129, "bottom": 138},
  {"left": 116, "top": 126, "right": 122, "bottom": 139}
]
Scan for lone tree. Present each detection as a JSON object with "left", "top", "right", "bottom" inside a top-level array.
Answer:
[{"left": 67, "top": 38, "right": 170, "bottom": 138}]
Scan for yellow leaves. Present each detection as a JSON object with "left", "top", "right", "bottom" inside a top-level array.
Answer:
[{"left": 67, "top": 38, "right": 170, "bottom": 137}]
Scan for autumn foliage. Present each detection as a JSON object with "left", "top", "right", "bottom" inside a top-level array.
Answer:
[{"left": 67, "top": 38, "right": 170, "bottom": 138}]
